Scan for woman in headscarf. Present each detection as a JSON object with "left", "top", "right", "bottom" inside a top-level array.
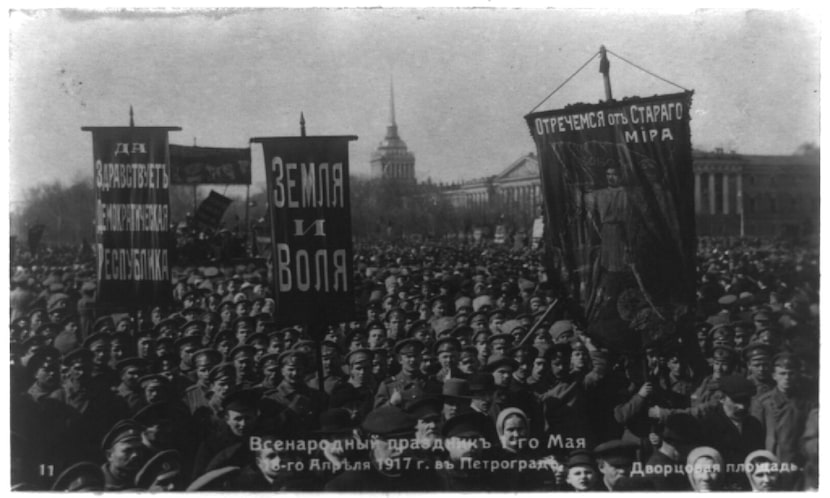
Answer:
[
  {"left": 687, "top": 446, "right": 725, "bottom": 492},
  {"left": 493, "top": 407, "right": 543, "bottom": 490},
  {"left": 744, "top": 449, "right": 781, "bottom": 492}
]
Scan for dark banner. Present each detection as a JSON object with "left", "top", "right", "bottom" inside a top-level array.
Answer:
[
  {"left": 83, "top": 126, "right": 180, "bottom": 308},
  {"left": 28, "top": 224, "right": 46, "bottom": 254},
  {"left": 194, "top": 190, "right": 233, "bottom": 229},
  {"left": 170, "top": 144, "right": 251, "bottom": 185},
  {"left": 525, "top": 92, "right": 696, "bottom": 350},
  {"left": 253, "top": 135, "right": 358, "bottom": 325}
]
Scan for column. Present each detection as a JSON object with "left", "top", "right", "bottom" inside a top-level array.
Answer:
[
  {"left": 736, "top": 174, "right": 743, "bottom": 214},
  {"left": 708, "top": 172, "right": 716, "bottom": 215},
  {"left": 694, "top": 172, "right": 702, "bottom": 214},
  {"left": 722, "top": 173, "right": 730, "bottom": 215}
]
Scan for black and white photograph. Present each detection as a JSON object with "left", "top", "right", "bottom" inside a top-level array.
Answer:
[{"left": 5, "top": 5, "right": 822, "bottom": 492}]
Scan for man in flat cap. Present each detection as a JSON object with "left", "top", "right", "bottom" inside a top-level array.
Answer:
[
  {"left": 593, "top": 440, "right": 638, "bottom": 491},
  {"left": 750, "top": 353, "right": 815, "bottom": 487},
  {"left": 262, "top": 350, "right": 327, "bottom": 433},
  {"left": 690, "top": 344, "right": 737, "bottom": 410},
  {"left": 100, "top": 419, "right": 149, "bottom": 490},
  {"left": 324, "top": 405, "right": 439, "bottom": 491},
  {"left": 115, "top": 357, "right": 150, "bottom": 414},
  {"left": 374, "top": 338, "right": 427, "bottom": 408},
  {"left": 330, "top": 348, "right": 376, "bottom": 423},
  {"left": 743, "top": 342, "right": 776, "bottom": 398},
  {"left": 183, "top": 348, "right": 222, "bottom": 414}
]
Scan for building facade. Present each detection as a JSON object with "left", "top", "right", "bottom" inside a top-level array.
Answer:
[
  {"left": 439, "top": 149, "right": 819, "bottom": 238},
  {"left": 370, "top": 81, "right": 416, "bottom": 182}
]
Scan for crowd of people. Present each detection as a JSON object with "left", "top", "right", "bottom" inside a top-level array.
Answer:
[{"left": 8, "top": 236, "right": 819, "bottom": 491}]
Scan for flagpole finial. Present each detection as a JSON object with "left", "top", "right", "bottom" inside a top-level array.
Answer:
[
  {"left": 129, "top": 105, "right": 135, "bottom": 127},
  {"left": 599, "top": 46, "right": 613, "bottom": 101},
  {"left": 300, "top": 112, "right": 306, "bottom": 137}
]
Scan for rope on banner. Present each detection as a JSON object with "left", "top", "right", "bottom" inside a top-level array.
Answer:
[
  {"left": 605, "top": 48, "right": 691, "bottom": 92},
  {"left": 528, "top": 50, "right": 601, "bottom": 114}
]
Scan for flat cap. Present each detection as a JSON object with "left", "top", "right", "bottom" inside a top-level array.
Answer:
[
  {"left": 394, "top": 338, "right": 425, "bottom": 356},
  {"left": 593, "top": 440, "right": 638, "bottom": 466}
]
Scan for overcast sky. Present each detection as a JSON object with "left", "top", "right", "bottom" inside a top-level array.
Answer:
[{"left": 7, "top": 8, "right": 821, "bottom": 206}]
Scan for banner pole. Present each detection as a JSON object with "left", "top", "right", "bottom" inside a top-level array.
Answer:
[
  {"left": 244, "top": 185, "right": 250, "bottom": 243},
  {"left": 599, "top": 45, "right": 613, "bottom": 101}
]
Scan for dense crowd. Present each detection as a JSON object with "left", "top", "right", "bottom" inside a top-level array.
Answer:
[{"left": 8, "top": 236, "right": 819, "bottom": 491}]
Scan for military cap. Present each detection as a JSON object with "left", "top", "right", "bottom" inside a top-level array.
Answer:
[
  {"left": 211, "top": 330, "right": 237, "bottom": 348},
  {"left": 773, "top": 351, "right": 801, "bottom": 369},
  {"left": 451, "top": 325, "right": 473, "bottom": 340},
  {"left": 192, "top": 348, "right": 222, "bottom": 366},
  {"left": 549, "top": 320, "right": 575, "bottom": 341},
  {"left": 221, "top": 388, "right": 261, "bottom": 412},
  {"left": 455, "top": 296, "right": 473, "bottom": 311},
  {"left": 471, "top": 329, "right": 491, "bottom": 343},
  {"left": 153, "top": 318, "right": 178, "bottom": 336},
  {"left": 134, "top": 448, "right": 181, "bottom": 489},
  {"left": 593, "top": 440, "right": 638, "bottom": 466},
  {"left": 566, "top": 449, "right": 596, "bottom": 469},
  {"left": 314, "top": 408, "right": 357, "bottom": 434},
  {"left": 483, "top": 354, "right": 519, "bottom": 372},
  {"left": 294, "top": 339, "right": 316, "bottom": 351},
  {"left": 139, "top": 373, "right": 168, "bottom": 388},
  {"left": 229, "top": 344, "right": 256, "bottom": 360},
  {"left": 407, "top": 319, "right": 430, "bottom": 336},
  {"left": 101, "top": 419, "right": 145, "bottom": 450},
  {"left": 442, "top": 411, "right": 491, "bottom": 439},
  {"left": 320, "top": 339, "right": 342, "bottom": 353},
  {"left": 63, "top": 347, "right": 94, "bottom": 366},
  {"left": 711, "top": 344, "right": 737, "bottom": 362},
  {"left": 26, "top": 347, "right": 61, "bottom": 378},
  {"left": 467, "top": 372, "right": 495, "bottom": 395},
  {"left": 133, "top": 402, "right": 175, "bottom": 426},
  {"left": 208, "top": 362, "right": 236, "bottom": 383},
  {"left": 277, "top": 350, "right": 308, "bottom": 368},
  {"left": 404, "top": 395, "right": 442, "bottom": 421},
  {"left": 50, "top": 462, "right": 105, "bottom": 491},
  {"left": 115, "top": 357, "right": 149, "bottom": 374},
  {"left": 442, "top": 378, "right": 472, "bottom": 400},
  {"left": 345, "top": 348, "right": 373, "bottom": 366},
  {"left": 231, "top": 315, "right": 255, "bottom": 330},
  {"left": 434, "top": 337, "right": 461, "bottom": 355},
  {"left": 743, "top": 342, "right": 774, "bottom": 362},
  {"left": 718, "top": 374, "right": 756, "bottom": 401},
  {"left": 394, "top": 338, "right": 425, "bottom": 356},
  {"left": 82, "top": 331, "right": 111, "bottom": 349},
  {"left": 510, "top": 344, "right": 538, "bottom": 361},
  {"left": 258, "top": 352, "right": 281, "bottom": 370},
  {"left": 432, "top": 316, "right": 457, "bottom": 337},
  {"left": 487, "top": 308, "right": 507, "bottom": 322},
  {"left": 185, "top": 466, "right": 241, "bottom": 491},
  {"left": 155, "top": 337, "right": 175, "bottom": 351},
  {"left": 472, "top": 295, "right": 494, "bottom": 312},
  {"left": 500, "top": 319, "right": 525, "bottom": 336},
  {"left": 181, "top": 320, "right": 206, "bottom": 337},
  {"left": 661, "top": 413, "right": 701, "bottom": 445},
  {"left": 361, "top": 405, "right": 416, "bottom": 437},
  {"left": 175, "top": 335, "right": 202, "bottom": 351},
  {"left": 718, "top": 294, "right": 738, "bottom": 307},
  {"left": 245, "top": 332, "right": 268, "bottom": 347},
  {"left": 486, "top": 332, "right": 514, "bottom": 346},
  {"left": 47, "top": 293, "right": 69, "bottom": 312},
  {"left": 459, "top": 345, "right": 478, "bottom": 361},
  {"left": 34, "top": 322, "right": 60, "bottom": 338}
]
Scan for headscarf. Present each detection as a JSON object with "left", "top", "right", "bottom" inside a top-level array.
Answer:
[
  {"left": 686, "top": 446, "right": 724, "bottom": 491},
  {"left": 743, "top": 449, "right": 780, "bottom": 491},
  {"left": 496, "top": 407, "right": 529, "bottom": 452}
]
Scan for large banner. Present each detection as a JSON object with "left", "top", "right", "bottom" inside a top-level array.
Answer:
[
  {"left": 170, "top": 144, "right": 251, "bottom": 185},
  {"left": 253, "top": 135, "right": 358, "bottom": 325},
  {"left": 525, "top": 92, "right": 696, "bottom": 350},
  {"left": 83, "top": 126, "right": 180, "bottom": 308},
  {"left": 194, "top": 190, "right": 233, "bottom": 229}
]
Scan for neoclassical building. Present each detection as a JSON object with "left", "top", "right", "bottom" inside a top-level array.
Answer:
[
  {"left": 439, "top": 149, "right": 819, "bottom": 238},
  {"left": 370, "top": 81, "right": 416, "bottom": 182}
]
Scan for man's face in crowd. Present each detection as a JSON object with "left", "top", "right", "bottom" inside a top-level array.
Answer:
[
  {"left": 492, "top": 366, "right": 513, "bottom": 388},
  {"left": 371, "top": 435, "right": 405, "bottom": 473},
  {"left": 605, "top": 167, "right": 621, "bottom": 188},
  {"left": 420, "top": 354, "right": 438, "bottom": 375},
  {"left": 531, "top": 357, "right": 547, "bottom": 378},
  {"left": 470, "top": 392, "right": 491, "bottom": 413},
  {"left": 321, "top": 350, "right": 336, "bottom": 376},
  {"left": 721, "top": 394, "right": 749, "bottom": 422},
  {"left": 211, "top": 377, "right": 232, "bottom": 401},
  {"left": 571, "top": 349, "right": 589, "bottom": 371},
  {"left": 773, "top": 365, "right": 797, "bottom": 394},
  {"left": 349, "top": 360, "right": 370, "bottom": 387},
  {"left": 551, "top": 356, "right": 568, "bottom": 380},
  {"left": 35, "top": 357, "right": 60, "bottom": 390},
  {"left": 386, "top": 312, "right": 404, "bottom": 339},
  {"left": 143, "top": 382, "right": 165, "bottom": 404},
  {"left": 415, "top": 415, "right": 439, "bottom": 447},
  {"left": 195, "top": 358, "right": 215, "bottom": 385},
  {"left": 491, "top": 339, "right": 508, "bottom": 357},
  {"left": 267, "top": 336, "right": 283, "bottom": 355},
  {"left": 367, "top": 327, "right": 385, "bottom": 348},
  {"left": 137, "top": 338, "right": 155, "bottom": 359},
  {"left": 180, "top": 344, "right": 197, "bottom": 367},
  {"left": 225, "top": 408, "right": 257, "bottom": 437},
  {"left": 66, "top": 360, "right": 90, "bottom": 385},
  {"left": 489, "top": 316, "right": 504, "bottom": 334},
  {"left": 529, "top": 297, "right": 544, "bottom": 314},
  {"left": 474, "top": 338, "right": 489, "bottom": 358},
  {"left": 235, "top": 323, "right": 252, "bottom": 344},
  {"left": 122, "top": 366, "right": 143, "bottom": 390},
  {"left": 261, "top": 363, "right": 280, "bottom": 387},
  {"left": 711, "top": 358, "right": 732, "bottom": 379},
  {"left": 234, "top": 353, "right": 254, "bottom": 379},
  {"left": 747, "top": 358, "right": 771, "bottom": 382},
  {"left": 598, "top": 459, "right": 630, "bottom": 489},
  {"left": 459, "top": 355, "right": 478, "bottom": 375},
  {"left": 470, "top": 315, "right": 487, "bottom": 332},
  {"left": 281, "top": 363, "right": 303, "bottom": 386},
  {"left": 235, "top": 302, "right": 250, "bottom": 317},
  {"left": 256, "top": 446, "right": 283, "bottom": 481},
  {"left": 567, "top": 465, "right": 597, "bottom": 491},
  {"left": 438, "top": 351, "right": 456, "bottom": 370},
  {"left": 431, "top": 300, "right": 446, "bottom": 318},
  {"left": 90, "top": 340, "right": 110, "bottom": 366},
  {"left": 220, "top": 307, "right": 233, "bottom": 323},
  {"left": 107, "top": 440, "right": 146, "bottom": 475},
  {"left": 366, "top": 307, "right": 380, "bottom": 323}
]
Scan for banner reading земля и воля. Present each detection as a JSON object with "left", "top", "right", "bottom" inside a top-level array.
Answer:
[
  {"left": 525, "top": 92, "right": 696, "bottom": 351},
  {"left": 84, "top": 126, "right": 180, "bottom": 309}
]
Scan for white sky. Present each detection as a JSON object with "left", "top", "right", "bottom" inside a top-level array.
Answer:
[{"left": 6, "top": 7, "right": 823, "bottom": 206}]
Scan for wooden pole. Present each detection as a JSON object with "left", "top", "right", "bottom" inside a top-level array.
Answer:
[{"left": 599, "top": 45, "right": 613, "bottom": 101}]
